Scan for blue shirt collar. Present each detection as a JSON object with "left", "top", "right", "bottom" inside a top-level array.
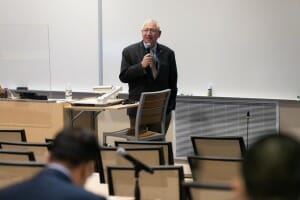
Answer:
[{"left": 47, "top": 162, "right": 72, "bottom": 178}]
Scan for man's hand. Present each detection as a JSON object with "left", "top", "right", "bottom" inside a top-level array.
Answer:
[{"left": 141, "top": 53, "right": 154, "bottom": 68}]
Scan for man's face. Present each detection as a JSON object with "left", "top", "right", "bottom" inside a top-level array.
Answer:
[{"left": 141, "top": 22, "right": 161, "bottom": 46}]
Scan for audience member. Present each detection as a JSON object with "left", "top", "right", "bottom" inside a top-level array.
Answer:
[{"left": 234, "top": 134, "right": 300, "bottom": 200}]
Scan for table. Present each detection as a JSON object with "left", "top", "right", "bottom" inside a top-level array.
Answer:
[{"left": 64, "top": 102, "right": 139, "bottom": 134}]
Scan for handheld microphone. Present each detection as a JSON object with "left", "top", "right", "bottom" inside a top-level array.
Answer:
[
  {"left": 116, "top": 147, "right": 154, "bottom": 174},
  {"left": 145, "top": 43, "right": 152, "bottom": 54}
]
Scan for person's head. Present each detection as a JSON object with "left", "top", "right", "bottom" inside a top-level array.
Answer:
[
  {"left": 48, "top": 127, "right": 100, "bottom": 186},
  {"left": 141, "top": 19, "right": 161, "bottom": 46},
  {"left": 237, "top": 134, "right": 300, "bottom": 200}
]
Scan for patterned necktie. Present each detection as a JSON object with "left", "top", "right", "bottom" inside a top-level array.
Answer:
[{"left": 150, "top": 49, "right": 158, "bottom": 78}]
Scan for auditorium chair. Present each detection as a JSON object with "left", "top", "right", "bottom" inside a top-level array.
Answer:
[
  {"left": 115, "top": 140, "right": 174, "bottom": 165},
  {"left": 98, "top": 146, "right": 165, "bottom": 183},
  {"left": 107, "top": 165, "right": 184, "bottom": 200},
  {"left": 0, "top": 128, "right": 27, "bottom": 142},
  {"left": 0, "top": 149, "right": 35, "bottom": 161},
  {"left": 0, "top": 160, "right": 45, "bottom": 188},
  {"left": 0, "top": 141, "right": 50, "bottom": 162},
  {"left": 181, "top": 181, "right": 236, "bottom": 200},
  {"left": 188, "top": 155, "right": 242, "bottom": 184},
  {"left": 191, "top": 136, "right": 246, "bottom": 157},
  {"left": 103, "top": 89, "right": 170, "bottom": 143}
]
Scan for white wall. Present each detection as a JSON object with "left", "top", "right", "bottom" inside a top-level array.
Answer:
[
  {"left": 102, "top": 0, "right": 300, "bottom": 100},
  {"left": 0, "top": 0, "right": 99, "bottom": 92}
]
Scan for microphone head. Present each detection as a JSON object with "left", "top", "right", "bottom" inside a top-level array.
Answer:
[
  {"left": 145, "top": 43, "right": 152, "bottom": 54},
  {"left": 145, "top": 43, "right": 152, "bottom": 48},
  {"left": 116, "top": 147, "right": 127, "bottom": 156}
]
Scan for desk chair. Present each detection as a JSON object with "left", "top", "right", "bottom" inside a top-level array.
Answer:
[
  {"left": 107, "top": 165, "right": 184, "bottom": 200},
  {"left": 0, "top": 141, "right": 50, "bottom": 162},
  {"left": 191, "top": 136, "right": 246, "bottom": 157},
  {"left": 0, "top": 149, "right": 35, "bottom": 161},
  {"left": 182, "top": 182, "right": 236, "bottom": 200},
  {"left": 99, "top": 146, "right": 165, "bottom": 183},
  {"left": 0, "top": 160, "right": 45, "bottom": 188},
  {"left": 103, "top": 89, "right": 170, "bottom": 144},
  {"left": 0, "top": 129, "right": 27, "bottom": 142},
  {"left": 115, "top": 141, "right": 174, "bottom": 165},
  {"left": 188, "top": 155, "right": 242, "bottom": 184}
]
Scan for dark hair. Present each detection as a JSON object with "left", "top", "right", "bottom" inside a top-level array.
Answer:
[
  {"left": 242, "top": 134, "right": 300, "bottom": 200},
  {"left": 49, "top": 127, "right": 100, "bottom": 166}
]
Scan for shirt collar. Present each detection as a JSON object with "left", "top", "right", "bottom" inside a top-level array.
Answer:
[{"left": 47, "top": 162, "right": 72, "bottom": 178}]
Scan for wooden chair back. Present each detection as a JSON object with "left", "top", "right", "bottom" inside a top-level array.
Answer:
[
  {"left": 0, "top": 149, "right": 35, "bottom": 161},
  {"left": 107, "top": 165, "right": 184, "bottom": 200},
  {"left": 135, "top": 89, "right": 171, "bottom": 138},
  {"left": 115, "top": 140, "right": 174, "bottom": 165},
  {"left": 188, "top": 155, "right": 242, "bottom": 184},
  {"left": 0, "top": 160, "right": 45, "bottom": 188},
  {"left": 0, "top": 141, "right": 50, "bottom": 162},
  {"left": 191, "top": 136, "right": 246, "bottom": 157},
  {"left": 0, "top": 129, "right": 27, "bottom": 142},
  {"left": 182, "top": 182, "right": 236, "bottom": 200},
  {"left": 99, "top": 146, "right": 165, "bottom": 183}
]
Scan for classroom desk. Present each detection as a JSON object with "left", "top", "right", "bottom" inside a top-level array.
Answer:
[
  {"left": 0, "top": 98, "right": 138, "bottom": 142},
  {"left": 64, "top": 102, "right": 139, "bottom": 135}
]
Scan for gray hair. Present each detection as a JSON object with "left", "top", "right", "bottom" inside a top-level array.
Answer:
[{"left": 141, "top": 19, "right": 161, "bottom": 31}]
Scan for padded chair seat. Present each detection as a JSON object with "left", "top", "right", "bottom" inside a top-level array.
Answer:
[
  {"left": 104, "top": 129, "right": 162, "bottom": 141},
  {"left": 127, "top": 129, "right": 155, "bottom": 137}
]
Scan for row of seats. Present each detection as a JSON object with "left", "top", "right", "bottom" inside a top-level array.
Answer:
[
  {"left": 0, "top": 160, "right": 235, "bottom": 200},
  {"left": 97, "top": 137, "right": 245, "bottom": 199},
  {"left": 0, "top": 129, "right": 51, "bottom": 162},
  {"left": 98, "top": 141, "right": 174, "bottom": 183},
  {"left": 0, "top": 128, "right": 245, "bottom": 199},
  {"left": 0, "top": 128, "right": 48, "bottom": 188}
]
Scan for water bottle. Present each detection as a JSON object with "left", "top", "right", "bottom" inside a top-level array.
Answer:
[
  {"left": 65, "top": 83, "right": 72, "bottom": 101},
  {"left": 207, "top": 84, "right": 212, "bottom": 97}
]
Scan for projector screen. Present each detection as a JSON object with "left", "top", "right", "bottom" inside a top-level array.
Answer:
[{"left": 102, "top": 0, "right": 300, "bottom": 100}]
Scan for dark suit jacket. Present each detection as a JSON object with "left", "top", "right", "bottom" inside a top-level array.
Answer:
[
  {"left": 0, "top": 168, "right": 105, "bottom": 200},
  {"left": 119, "top": 41, "right": 178, "bottom": 115}
]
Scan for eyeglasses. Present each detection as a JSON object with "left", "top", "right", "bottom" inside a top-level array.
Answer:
[{"left": 141, "top": 29, "right": 158, "bottom": 34}]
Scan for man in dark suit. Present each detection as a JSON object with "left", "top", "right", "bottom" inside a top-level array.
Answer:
[
  {"left": 0, "top": 127, "right": 106, "bottom": 200},
  {"left": 120, "top": 19, "right": 178, "bottom": 134}
]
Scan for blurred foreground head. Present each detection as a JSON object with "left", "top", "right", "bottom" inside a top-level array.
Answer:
[
  {"left": 49, "top": 127, "right": 99, "bottom": 166},
  {"left": 242, "top": 134, "right": 300, "bottom": 200}
]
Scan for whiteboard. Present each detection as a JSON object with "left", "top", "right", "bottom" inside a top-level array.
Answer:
[
  {"left": 0, "top": 0, "right": 99, "bottom": 92},
  {"left": 0, "top": 24, "right": 50, "bottom": 90},
  {"left": 102, "top": 0, "right": 300, "bottom": 100}
]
